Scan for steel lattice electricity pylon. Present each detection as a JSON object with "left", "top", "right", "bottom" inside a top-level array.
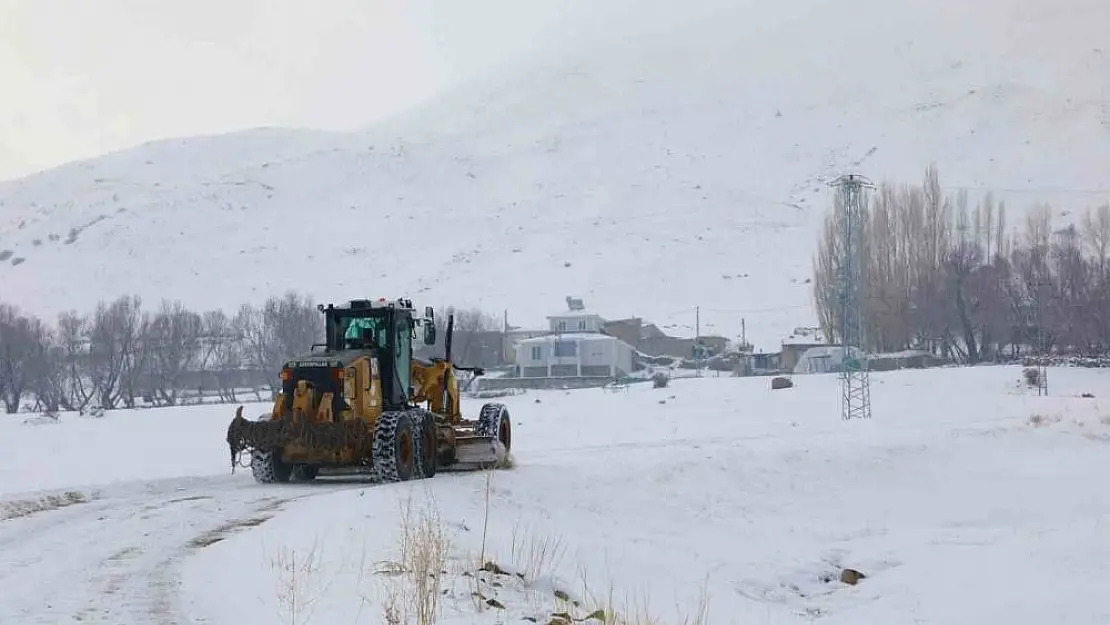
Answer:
[{"left": 828, "top": 173, "right": 874, "bottom": 421}]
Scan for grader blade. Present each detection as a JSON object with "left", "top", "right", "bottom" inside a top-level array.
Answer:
[{"left": 449, "top": 435, "right": 508, "bottom": 469}]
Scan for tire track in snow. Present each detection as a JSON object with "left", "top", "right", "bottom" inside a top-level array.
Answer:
[{"left": 0, "top": 475, "right": 362, "bottom": 625}]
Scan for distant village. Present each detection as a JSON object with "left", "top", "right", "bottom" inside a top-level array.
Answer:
[
  {"left": 0, "top": 289, "right": 949, "bottom": 415},
  {"left": 415, "top": 296, "right": 944, "bottom": 392}
]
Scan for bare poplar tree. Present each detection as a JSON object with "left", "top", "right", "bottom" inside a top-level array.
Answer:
[
  {"left": 1082, "top": 203, "right": 1110, "bottom": 352},
  {"left": 812, "top": 188, "right": 848, "bottom": 345}
]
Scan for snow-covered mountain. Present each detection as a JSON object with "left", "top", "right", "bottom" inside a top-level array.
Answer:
[{"left": 1, "top": 0, "right": 1106, "bottom": 350}]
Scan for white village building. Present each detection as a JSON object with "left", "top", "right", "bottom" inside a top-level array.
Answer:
[{"left": 514, "top": 299, "right": 635, "bottom": 378}]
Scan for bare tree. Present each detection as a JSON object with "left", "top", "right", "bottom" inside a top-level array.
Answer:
[
  {"left": 25, "top": 319, "right": 67, "bottom": 413},
  {"left": 199, "top": 310, "right": 244, "bottom": 402},
  {"left": 55, "top": 311, "right": 94, "bottom": 411},
  {"left": 808, "top": 164, "right": 1110, "bottom": 363},
  {"left": 0, "top": 303, "right": 46, "bottom": 413},
  {"left": 1083, "top": 203, "right": 1110, "bottom": 283},
  {"left": 814, "top": 164, "right": 950, "bottom": 354},
  {"left": 1082, "top": 203, "right": 1110, "bottom": 352},
  {"left": 265, "top": 291, "right": 323, "bottom": 362},
  {"left": 146, "top": 300, "right": 203, "bottom": 405},
  {"left": 812, "top": 188, "right": 849, "bottom": 345},
  {"left": 86, "top": 295, "right": 145, "bottom": 409},
  {"left": 416, "top": 305, "right": 504, "bottom": 366},
  {"left": 944, "top": 240, "right": 984, "bottom": 363},
  {"left": 448, "top": 307, "right": 501, "bottom": 332},
  {"left": 238, "top": 291, "right": 323, "bottom": 394}
]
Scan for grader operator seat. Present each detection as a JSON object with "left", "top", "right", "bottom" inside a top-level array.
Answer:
[{"left": 342, "top": 317, "right": 387, "bottom": 351}]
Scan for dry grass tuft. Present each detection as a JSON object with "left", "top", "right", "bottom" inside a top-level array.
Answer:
[
  {"left": 331, "top": 467, "right": 715, "bottom": 625},
  {"left": 464, "top": 466, "right": 711, "bottom": 625},
  {"left": 509, "top": 522, "right": 567, "bottom": 584},
  {"left": 270, "top": 538, "right": 334, "bottom": 625},
  {"left": 371, "top": 490, "right": 452, "bottom": 625},
  {"left": 583, "top": 575, "right": 712, "bottom": 625}
]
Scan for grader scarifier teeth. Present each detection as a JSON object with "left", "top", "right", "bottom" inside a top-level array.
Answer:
[
  {"left": 225, "top": 406, "right": 291, "bottom": 468},
  {"left": 225, "top": 405, "right": 379, "bottom": 472}
]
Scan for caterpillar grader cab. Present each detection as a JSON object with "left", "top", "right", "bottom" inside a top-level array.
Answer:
[{"left": 225, "top": 297, "right": 513, "bottom": 484}]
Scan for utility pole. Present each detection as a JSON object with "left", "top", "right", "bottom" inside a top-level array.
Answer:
[
  {"left": 695, "top": 305, "right": 702, "bottom": 378},
  {"left": 828, "top": 173, "right": 874, "bottom": 421},
  {"left": 1034, "top": 267, "right": 1049, "bottom": 396},
  {"left": 502, "top": 309, "right": 509, "bottom": 367}
]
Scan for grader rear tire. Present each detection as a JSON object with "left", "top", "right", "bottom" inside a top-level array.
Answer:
[
  {"left": 372, "top": 410, "right": 421, "bottom": 483},
  {"left": 291, "top": 464, "right": 319, "bottom": 482},
  {"left": 251, "top": 448, "right": 293, "bottom": 484}
]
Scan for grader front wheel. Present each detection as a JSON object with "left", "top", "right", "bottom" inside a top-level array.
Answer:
[
  {"left": 476, "top": 403, "right": 512, "bottom": 467},
  {"left": 419, "top": 412, "right": 438, "bottom": 478},
  {"left": 477, "top": 403, "right": 511, "bottom": 451}
]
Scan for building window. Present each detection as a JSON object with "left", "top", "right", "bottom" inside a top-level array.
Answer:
[
  {"left": 578, "top": 320, "right": 586, "bottom": 331},
  {"left": 530, "top": 345, "right": 541, "bottom": 361},
  {"left": 553, "top": 340, "right": 577, "bottom": 357},
  {"left": 557, "top": 321, "right": 567, "bottom": 332}
]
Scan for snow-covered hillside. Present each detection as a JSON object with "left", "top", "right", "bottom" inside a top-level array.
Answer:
[
  {"left": 1, "top": 0, "right": 1107, "bottom": 349},
  {"left": 2, "top": 366, "right": 1109, "bottom": 623}
]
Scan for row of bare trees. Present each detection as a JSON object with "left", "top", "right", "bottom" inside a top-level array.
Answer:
[
  {"left": 0, "top": 292, "right": 502, "bottom": 414},
  {"left": 0, "top": 291, "right": 322, "bottom": 414},
  {"left": 813, "top": 164, "right": 1110, "bottom": 363}
]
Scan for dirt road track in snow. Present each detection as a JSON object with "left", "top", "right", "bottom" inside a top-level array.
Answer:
[{"left": 0, "top": 474, "right": 367, "bottom": 625}]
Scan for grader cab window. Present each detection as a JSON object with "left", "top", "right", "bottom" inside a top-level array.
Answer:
[{"left": 342, "top": 316, "right": 388, "bottom": 350}]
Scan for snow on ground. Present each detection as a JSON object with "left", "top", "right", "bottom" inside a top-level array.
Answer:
[
  {"left": 181, "top": 365, "right": 1110, "bottom": 625},
  {"left": 1, "top": 0, "right": 1107, "bottom": 350},
  {"left": 5, "top": 364, "right": 1106, "bottom": 623},
  {"left": 0, "top": 400, "right": 275, "bottom": 498}
]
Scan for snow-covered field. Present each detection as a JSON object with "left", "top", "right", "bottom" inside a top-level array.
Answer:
[
  {"left": 2, "top": 0, "right": 1107, "bottom": 349},
  {"left": 3, "top": 365, "right": 1109, "bottom": 624}
]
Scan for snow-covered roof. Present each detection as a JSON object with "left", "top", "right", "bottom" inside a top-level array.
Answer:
[
  {"left": 546, "top": 310, "right": 604, "bottom": 319},
  {"left": 516, "top": 332, "right": 620, "bottom": 345},
  {"left": 782, "top": 326, "right": 828, "bottom": 346},
  {"left": 793, "top": 345, "right": 865, "bottom": 374},
  {"left": 870, "top": 349, "right": 933, "bottom": 359},
  {"left": 507, "top": 328, "right": 548, "bottom": 336}
]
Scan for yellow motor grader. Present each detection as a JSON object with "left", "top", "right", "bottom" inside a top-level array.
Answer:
[{"left": 225, "top": 297, "right": 512, "bottom": 483}]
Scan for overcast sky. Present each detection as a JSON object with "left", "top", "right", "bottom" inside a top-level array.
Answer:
[{"left": 0, "top": 0, "right": 620, "bottom": 181}]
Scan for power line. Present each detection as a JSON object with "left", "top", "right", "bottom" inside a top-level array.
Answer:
[
  {"left": 658, "top": 303, "right": 812, "bottom": 320},
  {"left": 700, "top": 304, "right": 812, "bottom": 314},
  {"left": 939, "top": 184, "right": 1109, "bottom": 196}
]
